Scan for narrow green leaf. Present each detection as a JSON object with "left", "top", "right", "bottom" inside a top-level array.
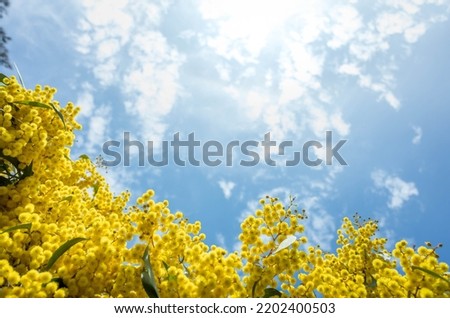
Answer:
[
  {"left": 161, "top": 261, "right": 177, "bottom": 282},
  {"left": 49, "top": 103, "right": 66, "bottom": 129},
  {"left": 0, "top": 176, "right": 12, "bottom": 186},
  {"left": 263, "top": 288, "right": 282, "bottom": 298},
  {"left": 367, "top": 274, "right": 378, "bottom": 288},
  {"left": 0, "top": 154, "right": 20, "bottom": 168},
  {"left": 141, "top": 246, "right": 159, "bottom": 298},
  {"left": 142, "top": 272, "right": 159, "bottom": 298},
  {"left": 412, "top": 266, "right": 450, "bottom": 284},
  {"left": 14, "top": 100, "right": 52, "bottom": 109},
  {"left": 13, "top": 101, "right": 66, "bottom": 129},
  {"left": 251, "top": 279, "right": 260, "bottom": 298},
  {"left": 0, "top": 73, "right": 8, "bottom": 84},
  {"left": 44, "top": 237, "right": 88, "bottom": 271},
  {"left": 61, "top": 196, "right": 73, "bottom": 203},
  {"left": 1, "top": 223, "right": 32, "bottom": 234},
  {"left": 18, "top": 162, "right": 33, "bottom": 181},
  {"left": 93, "top": 182, "right": 100, "bottom": 197},
  {"left": 48, "top": 277, "right": 67, "bottom": 288}
]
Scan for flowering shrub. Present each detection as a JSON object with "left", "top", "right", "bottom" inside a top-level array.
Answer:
[{"left": 0, "top": 74, "right": 449, "bottom": 298}]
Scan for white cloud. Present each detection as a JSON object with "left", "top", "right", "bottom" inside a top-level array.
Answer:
[
  {"left": 76, "top": 0, "right": 133, "bottom": 58},
  {"left": 404, "top": 23, "right": 427, "bottom": 43},
  {"left": 223, "top": 85, "right": 299, "bottom": 140},
  {"left": 103, "top": 165, "right": 140, "bottom": 196},
  {"left": 330, "top": 113, "right": 351, "bottom": 137},
  {"left": 384, "top": 91, "right": 401, "bottom": 109},
  {"left": 278, "top": 41, "right": 324, "bottom": 105},
  {"left": 372, "top": 170, "right": 419, "bottom": 209},
  {"left": 349, "top": 33, "right": 390, "bottom": 62},
  {"left": 218, "top": 180, "right": 236, "bottom": 199},
  {"left": 193, "top": 0, "right": 448, "bottom": 143},
  {"left": 96, "top": 38, "right": 121, "bottom": 60},
  {"left": 75, "top": 84, "right": 112, "bottom": 154},
  {"left": 308, "top": 107, "right": 350, "bottom": 138},
  {"left": 265, "top": 70, "right": 273, "bottom": 88},
  {"left": 85, "top": 106, "right": 111, "bottom": 154},
  {"left": 339, "top": 62, "right": 402, "bottom": 109},
  {"left": 327, "top": 5, "right": 363, "bottom": 49},
  {"left": 238, "top": 199, "right": 259, "bottom": 222},
  {"left": 76, "top": 82, "right": 95, "bottom": 118},
  {"left": 307, "top": 208, "right": 335, "bottom": 250},
  {"left": 197, "top": 0, "right": 300, "bottom": 64},
  {"left": 244, "top": 90, "right": 266, "bottom": 119},
  {"left": 93, "top": 59, "right": 118, "bottom": 86},
  {"left": 76, "top": 0, "right": 184, "bottom": 141},
  {"left": 215, "top": 63, "right": 231, "bottom": 82},
  {"left": 338, "top": 63, "right": 361, "bottom": 76},
  {"left": 376, "top": 11, "right": 414, "bottom": 36},
  {"left": 388, "top": 0, "right": 421, "bottom": 15},
  {"left": 216, "top": 233, "right": 226, "bottom": 248},
  {"left": 412, "top": 126, "right": 423, "bottom": 144},
  {"left": 122, "top": 31, "right": 184, "bottom": 140}
]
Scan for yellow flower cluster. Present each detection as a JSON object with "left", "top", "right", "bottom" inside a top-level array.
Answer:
[{"left": 0, "top": 75, "right": 449, "bottom": 298}]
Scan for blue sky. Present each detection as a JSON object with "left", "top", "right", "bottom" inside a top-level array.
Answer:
[{"left": 3, "top": 0, "right": 450, "bottom": 261}]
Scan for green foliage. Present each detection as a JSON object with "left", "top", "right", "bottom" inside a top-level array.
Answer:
[
  {"left": 44, "top": 238, "right": 88, "bottom": 271},
  {"left": 141, "top": 246, "right": 159, "bottom": 298}
]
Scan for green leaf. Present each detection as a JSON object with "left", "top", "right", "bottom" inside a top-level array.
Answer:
[
  {"left": 48, "top": 277, "right": 67, "bottom": 288},
  {"left": 0, "top": 176, "right": 12, "bottom": 186},
  {"left": 251, "top": 279, "right": 260, "bottom": 298},
  {"left": 141, "top": 246, "right": 159, "bottom": 298},
  {"left": 162, "top": 261, "right": 177, "bottom": 282},
  {"left": 0, "top": 73, "right": 8, "bottom": 84},
  {"left": 14, "top": 100, "right": 52, "bottom": 109},
  {"left": 18, "top": 162, "right": 33, "bottom": 181},
  {"left": 1, "top": 223, "right": 32, "bottom": 234},
  {"left": 44, "top": 237, "right": 88, "bottom": 271},
  {"left": 367, "top": 273, "right": 378, "bottom": 288},
  {"left": 0, "top": 157, "right": 33, "bottom": 185},
  {"left": 263, "top": 288, "right": 282, "bottom": 298},
  {"left": 0, "top": 154, "right": 20, "bottom": 168},
  {"left": 412, "top": 266, "right": 450, "bottom": 285},
  {"left": 93, "top": 182, "right": 100, "bottom": 197},
  {"left": 61, "top": 196, "right": 73, "bottom": 203},
  {"left": 49, "top": 103, "right": 66, "bottom": 129},
  {"left": 13, "top": 101, "right": 66, "bottom": 129}
]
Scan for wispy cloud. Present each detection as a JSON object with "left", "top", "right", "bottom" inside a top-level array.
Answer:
[
  {"left": 197, "top": 0, "right": 300, "bottom": 64},
  {"left": 338, "top": 62, "right": 401, "bottom": 109},
  {"left": 75, "top": 0, "right": 184, "bottom": 142},
  {"left": 372, "top": 169, "right": 419, "bottom": 209},
  {"left": 412, "top": 126, "right": 423, "bottom": 145},
  {"left": 192, "top": 0, "right": 448, "bottom": 143},
  {"left": 84, "top": 106, "right": 111, "bottom": 154},
  {"left": 326, "top": 5, "right": 363, "bottom": 49},
  {"left": 218, "top": 180, "right": 236, "bottom": 199},
  {"left": 216, "top": 233, "right": 226, "bottom": 249},
  {"left": 75, "top": 84, "right": 112, "bottom": 154},
  {"left": 75, "top": 82, "right": 95, "bottom": 118}
]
